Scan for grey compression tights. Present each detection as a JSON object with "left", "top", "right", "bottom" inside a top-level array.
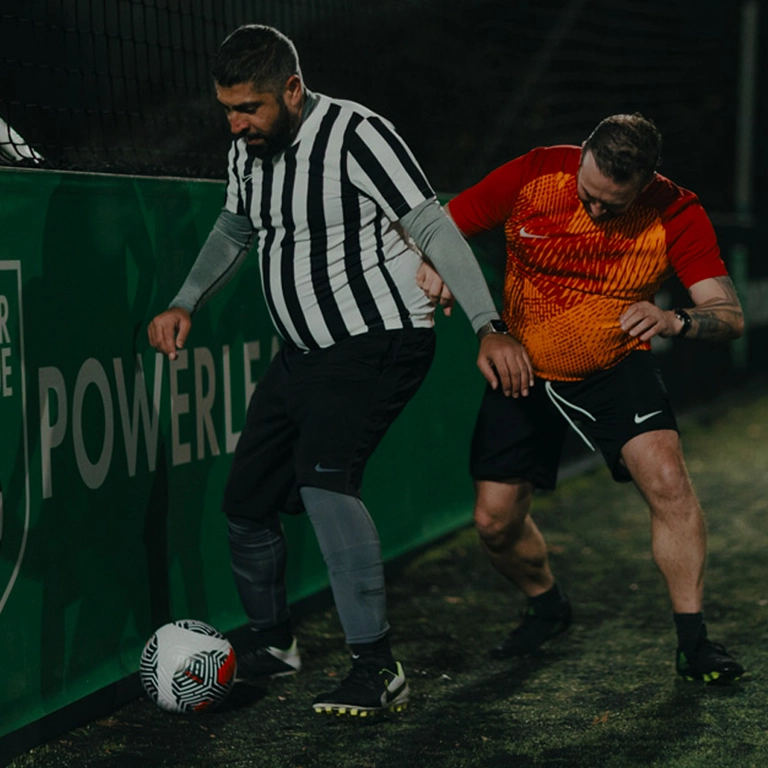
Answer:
[
  {"left": 226, "top": 488, "right": 388, "bottom": 644},
  {"left": 227, "top": 512, "right": 290, "bottom": 631},
  {"left": 301, "top": 487, "right": 389, "bottom": 644}
]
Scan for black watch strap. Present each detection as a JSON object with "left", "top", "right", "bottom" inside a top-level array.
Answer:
[
  {"left": 674, "top": 308, "right": 692, "bottom": 338},
  {"left": 477, "top": 318, "right": 509, "bottom": 341}
]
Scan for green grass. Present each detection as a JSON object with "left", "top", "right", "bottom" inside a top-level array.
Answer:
[{"left": 8, "top": 383, "right": 768, "bottom": 768}]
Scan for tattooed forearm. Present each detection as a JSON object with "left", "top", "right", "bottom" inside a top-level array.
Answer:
[
  {"left": 688, "top": 277, "right": 745, "bottom": 341},
  {"left": 690, "top": 310, "right": 743, "bottom": 340}
]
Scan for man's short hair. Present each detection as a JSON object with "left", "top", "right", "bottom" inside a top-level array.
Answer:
[
  {"left": 583, "top": 113, "right": 662, "bottom": 186},
  {"left": 212, "top": 25, "right": 302, "bottom": 94}
]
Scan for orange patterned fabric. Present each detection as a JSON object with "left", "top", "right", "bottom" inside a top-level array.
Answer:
[{"left": 449, "top": 146, "right": 727, "bottom": 381}]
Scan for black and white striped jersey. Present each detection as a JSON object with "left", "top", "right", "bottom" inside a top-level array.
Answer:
[{"left": 224, "top": 93, "right": 437, "bottom": 351}]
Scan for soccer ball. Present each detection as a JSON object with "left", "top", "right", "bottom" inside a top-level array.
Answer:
[{"left": 140, "top": 619, "right": 237, "bottom": 713}]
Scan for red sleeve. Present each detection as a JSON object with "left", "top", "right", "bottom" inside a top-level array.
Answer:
[
  {"left": 448, "top": 146, "right": 578, "bottom": 236},
  {"left": 447, "top": 150, "right": 539, "bottom": 237},
  {"left": 663, "top": 192, "right": 728, "bottom": 288}
]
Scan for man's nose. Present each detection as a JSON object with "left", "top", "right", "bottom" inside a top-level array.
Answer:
[
  {"left": 588, "top": 201, "right": 607, "bottom": 219},
  {"left": 228, "top": 112, "right": 248, "bottom": 134}
]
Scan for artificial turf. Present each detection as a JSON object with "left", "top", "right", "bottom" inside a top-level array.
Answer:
[{"left": 6, "top": 381, "right": 768, "bottom": 768}]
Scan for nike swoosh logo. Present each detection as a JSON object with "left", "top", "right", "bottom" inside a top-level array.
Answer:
[
  {"left": 243, "top": 174, "right": 253, "bottom": 182},
  {"left": 634, "top": 410, "right": 663, "bottom": 424},
  {"left": 314, "top": 463, "right": 343, "bottom": 473},
  {"left": 519, "top": 226, "right": 549, "bottom": 239},
  {"left": 381, "top": 679, "right": 408, "bottom": 706}
]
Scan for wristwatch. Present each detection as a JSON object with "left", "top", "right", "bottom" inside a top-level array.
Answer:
[
  {"left": 477, "top": 318, "right": 509, "bottom": 341},
  {"left": 674, "top": 308, "right": 692, "bottom": 338}
]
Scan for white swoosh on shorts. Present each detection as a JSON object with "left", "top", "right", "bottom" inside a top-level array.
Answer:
[
  {"left": 519, "top": 226, "right": 549, "bottom": 239},
  {"left": 634, "top": 410, "right": 663, "bottom": 424}
]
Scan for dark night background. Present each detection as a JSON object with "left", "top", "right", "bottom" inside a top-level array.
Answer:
[{"left": 0, "top": 0, "right": 758, "bottom": 211}]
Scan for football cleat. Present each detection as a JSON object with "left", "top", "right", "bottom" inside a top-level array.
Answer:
[
  {"left": 312, "top": 660, "right": 409, "bottom": 716},
  {"left": 490, "top": 599, "right": 572, "bottom": 658},
  {"left": 676, "top": 638, "right": 744, "bottom": 684},
  {"left": 235, "top": 637, "right": 302, "bottom": 681}
]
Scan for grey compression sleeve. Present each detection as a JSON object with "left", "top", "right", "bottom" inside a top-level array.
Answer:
[
  {"left": 400, "top": 199, "right": 500, "bottom": 332},
  {"left": 171, "top": 93, "right": 318, "bottom": 313},
  {"left": 170, "top": 209, "right": 255, "bottom": 313}
]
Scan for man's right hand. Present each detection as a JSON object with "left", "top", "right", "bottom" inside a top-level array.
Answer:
[
  {"left": 416, "top": 260, "right": 455, "bottom": 316},
  {"left": 477, "top": 334, "right": 535, "bottom": 398},
  {"left": 147, "top": 307, "right": 192, "bottom": 360}
]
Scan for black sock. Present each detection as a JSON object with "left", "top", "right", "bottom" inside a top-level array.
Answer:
[
  {"left": 249, "top": 619, "right": 293, "bottom": 650},
  {"left": 350, "top": 634, "right": 395, "bottom": 669},
  {"left": 529, "top": 583, "right": 565, "bottom": 618},
  {"left": 674, "top": 612, "right": 705, "bottom": 655}
]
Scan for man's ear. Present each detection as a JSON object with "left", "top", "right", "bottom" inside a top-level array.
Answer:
[{"left": 283, "top": 75, "right": 303, "bottom": 110}]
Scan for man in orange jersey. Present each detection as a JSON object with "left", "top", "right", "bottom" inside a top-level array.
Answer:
[{"left": 427, "top": 113, "right": 745, "bottom": 683}]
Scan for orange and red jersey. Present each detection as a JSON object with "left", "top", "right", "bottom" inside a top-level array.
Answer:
[{"left": 447, "top": 145, "right": 728, "bottom": 381}]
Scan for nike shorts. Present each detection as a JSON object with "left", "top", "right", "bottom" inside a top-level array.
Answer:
[
  {"left": 223, "top": 328, "right": 435, "bottom": 519},
  {"left": 470, "top": 350, "right": 678, "bottom": 489}
]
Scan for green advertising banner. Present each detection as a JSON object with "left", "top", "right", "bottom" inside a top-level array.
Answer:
[
  {"left": 0, "top": 168, "right": 482, "bottom": 745},
  {"left": 0, "top": 261, "right": 30, "bottom": 621}
]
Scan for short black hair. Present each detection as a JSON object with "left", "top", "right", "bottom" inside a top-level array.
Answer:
[
  {"left": 583, "top": 113, "right": 662, "bottom": 186},
  {"left": 212, "top": 24, "right": 302, "bottom": 94}
]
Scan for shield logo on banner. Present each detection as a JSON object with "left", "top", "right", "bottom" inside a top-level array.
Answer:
[{"left": 0, "top": 261, "right": 30, "bottom": 616}]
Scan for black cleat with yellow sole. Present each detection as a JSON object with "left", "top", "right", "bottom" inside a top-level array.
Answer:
[
  {"left": 676, "top": 638, "right": 744, "bottom": 684},
  {"left": 312, "top": 660, "right": 409, "bottom": 716}
]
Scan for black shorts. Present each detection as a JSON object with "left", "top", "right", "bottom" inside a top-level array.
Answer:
[
  {"left": 471, "top": 350, "right": 678, "bottom": 489},
  {"left": 223, "top": 328, "right": 436, "bottom": 519}
]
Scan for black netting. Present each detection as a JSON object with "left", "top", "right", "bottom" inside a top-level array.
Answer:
[{"left": 0, "top": 0, "right": 741, "bottom": 207}]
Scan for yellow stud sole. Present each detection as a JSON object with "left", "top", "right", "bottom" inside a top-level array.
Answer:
[
  {"left": 313, "top": 701, "right": 408, "bottom": 716},
  {"left": 681, "top": 672, "right": 742, "bottom": 684}
]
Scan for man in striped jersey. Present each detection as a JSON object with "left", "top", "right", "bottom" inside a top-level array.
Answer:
[{"left": 148, "top": 24, "right": 527, "bottom": 715}]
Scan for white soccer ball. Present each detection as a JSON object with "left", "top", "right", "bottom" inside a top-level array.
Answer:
[{"left": 140, "top": 619, "right": 237, "bottom": 714}]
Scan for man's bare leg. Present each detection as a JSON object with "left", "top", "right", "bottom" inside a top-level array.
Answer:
[
  {"left": 622, "top": 430, "right": 743, "bottom": 683},
  {"left": 475, "top": 478, "right": 571, "bottom": 657}
]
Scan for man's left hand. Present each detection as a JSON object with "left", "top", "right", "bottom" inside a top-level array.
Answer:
[{"left": 619, "top": 302, "right": 678, "bottom": 341}]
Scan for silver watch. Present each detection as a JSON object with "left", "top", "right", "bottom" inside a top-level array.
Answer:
[{"left": 477, "top": 318, "right": 509, "bottom": 341}]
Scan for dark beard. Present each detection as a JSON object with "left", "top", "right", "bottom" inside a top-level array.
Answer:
[{"left": 242, "top": 101, "right": 297, "bottom": 159}]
